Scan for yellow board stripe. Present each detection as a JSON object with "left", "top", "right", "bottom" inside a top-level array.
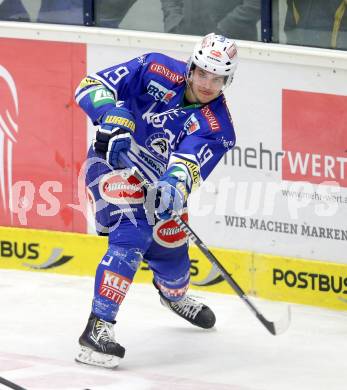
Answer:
[{"left": 0, "top": 227, "right": 346, "bottom": 311}]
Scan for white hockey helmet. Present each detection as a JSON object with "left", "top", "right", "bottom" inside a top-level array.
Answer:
[{"left": 187, "top": 33, "right": 238, "bottom": 89}]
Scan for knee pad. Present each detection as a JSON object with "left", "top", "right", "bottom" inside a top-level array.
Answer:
[{"left": 101, "top": 245, "right": 143, "bottom": 273}]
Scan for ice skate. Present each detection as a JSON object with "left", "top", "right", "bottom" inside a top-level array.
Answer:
[
  {"left": 154, "top": 281, "right": 216, "bottom": 329},
  {"left": 75, "top": 313, "right": 125, "bottom": 369}
]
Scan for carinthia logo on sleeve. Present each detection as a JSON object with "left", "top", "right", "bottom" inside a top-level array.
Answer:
[
  {"left": 149, "top": 63, "right": 185, "bottom": 84},
  {"left": 201, "top": 105, "right": 220, "bottom": 132},
  {"left": 184, "top": 113, "right": 200, "bottom": 135},
  {"left": 99, "top": 270, "right": 131, "bottom": 304}
]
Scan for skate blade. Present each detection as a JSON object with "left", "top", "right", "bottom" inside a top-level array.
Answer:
[{"left": 75, "top": 346, "right": 121, "bottom": 369}]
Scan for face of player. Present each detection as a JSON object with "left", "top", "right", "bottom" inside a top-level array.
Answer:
[{"left": 185, "top": 66, "right": 225, "bottom": 104}]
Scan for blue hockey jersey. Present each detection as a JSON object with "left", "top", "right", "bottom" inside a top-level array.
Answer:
[{"left": 75, "top": 52, "right": 236, "bottom": 190}]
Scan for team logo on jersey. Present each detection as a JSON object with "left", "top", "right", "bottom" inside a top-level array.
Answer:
[
  {"left": 153, "top": 211, "right": 189, "bottom": 248},
  {"left": 184, "top": 113, "right": 200, "bottom": 135},
  {"left": 147, "top": 80, "right": 176, "bottom": 104},
  {"left": 201, "top": 105, "right": 220, "bottom": 132},
  {"left": 99, "top": 171, "right": 144, "bottom": 205},
  {"left": 145, "top": 133, "right": 170, "bottom": 162}
]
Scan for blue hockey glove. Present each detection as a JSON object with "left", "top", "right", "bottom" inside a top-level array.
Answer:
[
  {"left": 93, "top": 107, "right": 135, "bottom": 169},
  {"left": 152, "top": 165, "right": 190, "bottom": 220}
]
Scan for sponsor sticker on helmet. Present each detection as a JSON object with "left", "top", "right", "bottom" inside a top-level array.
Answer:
[
  {"left": 201, "top": 34, "right": 213, "bottom": 48},
  {"left": 207, "top": 55, "right": 222, "bottom": 63},
  {"left": 153, "top": 211, "right": 189, "bottom": 248},
  {"left": 99, "top": 171, "right": 144, "bottom": 205},
  {"left": 210, "top": 50, "right": 222, "bottom": 58},
  {"left": 216, "top": 35, "right": 227, "bottom": 42},
  {"left": 226, "top": 43, "right": 237, "bottom": 59}
]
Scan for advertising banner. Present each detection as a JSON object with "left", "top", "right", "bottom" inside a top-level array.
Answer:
[
  {"left": 85, "top": 43, "right": 347, "bottom": 264},
  {"left": 0, "top": 31, "right": 346, "bottom": 266},
  {"left": 187, "top": 57, "right": 347, "bottom": 264},
  {"left": 0, "top": 38, "right": 87, "bottom": 232},
  {"left": 1, "top": 226, "right": 345, "bottom": 311}
]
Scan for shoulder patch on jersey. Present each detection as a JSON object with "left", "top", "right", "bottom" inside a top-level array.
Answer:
[
  {"left": 79, "top": 77, "right": 103, "bottom": 89},
  {"left": 137, "top": 55, "right": 147, "bottom": 65},
  {"left": 90, "top": 88, "right": 115, "bottom": 108},
  {"left": 184, "top": 113, "right": 200, "bottom": 135},
  {"left": 149, "top": 62, "right": 185, "bottom": 84},
  {"left": 201, "top": 105, "right": 221, "bottom": 132}
]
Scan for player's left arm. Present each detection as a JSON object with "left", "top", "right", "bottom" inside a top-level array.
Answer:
[
  {"left": 151, "top": 129, "right": 235, "bottom": 220},
  {"left": 169, "top": 129, "right": 235, "bottom": 193}
]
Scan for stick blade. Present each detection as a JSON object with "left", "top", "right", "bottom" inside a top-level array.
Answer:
[{"left": 260, "top": 305, "right": 291, "bottom": 335}]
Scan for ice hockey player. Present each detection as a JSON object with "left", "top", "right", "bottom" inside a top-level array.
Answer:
[{"left": 74, "top": 32, "right": 238, "bottom": 368}]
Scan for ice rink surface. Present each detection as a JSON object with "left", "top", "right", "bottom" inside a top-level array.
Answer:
[{"left": 0, "top": 270, "right": 346, "bottom": 390}]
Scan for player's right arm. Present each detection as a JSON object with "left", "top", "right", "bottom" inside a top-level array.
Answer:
[
  {"left": 74, "top": 56, "right": 149, "bottom": 168},
  {"left": 75, "top": 76, "right": 117, "bottom": 125},
  {"left": 75, "top": 56, "right": 148, "bottom": 124}
]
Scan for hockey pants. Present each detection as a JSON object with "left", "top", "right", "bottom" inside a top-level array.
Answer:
[{"left": 85, "top": 153, "right": 190, "bottom": 322}]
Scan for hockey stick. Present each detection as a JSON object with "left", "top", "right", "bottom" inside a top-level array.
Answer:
[
  {"left": 119, "top": 152, "right": 291, "bottom": 335},
  {"left": 0, "top": 376, "right": 27, "bottom": 390}
]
